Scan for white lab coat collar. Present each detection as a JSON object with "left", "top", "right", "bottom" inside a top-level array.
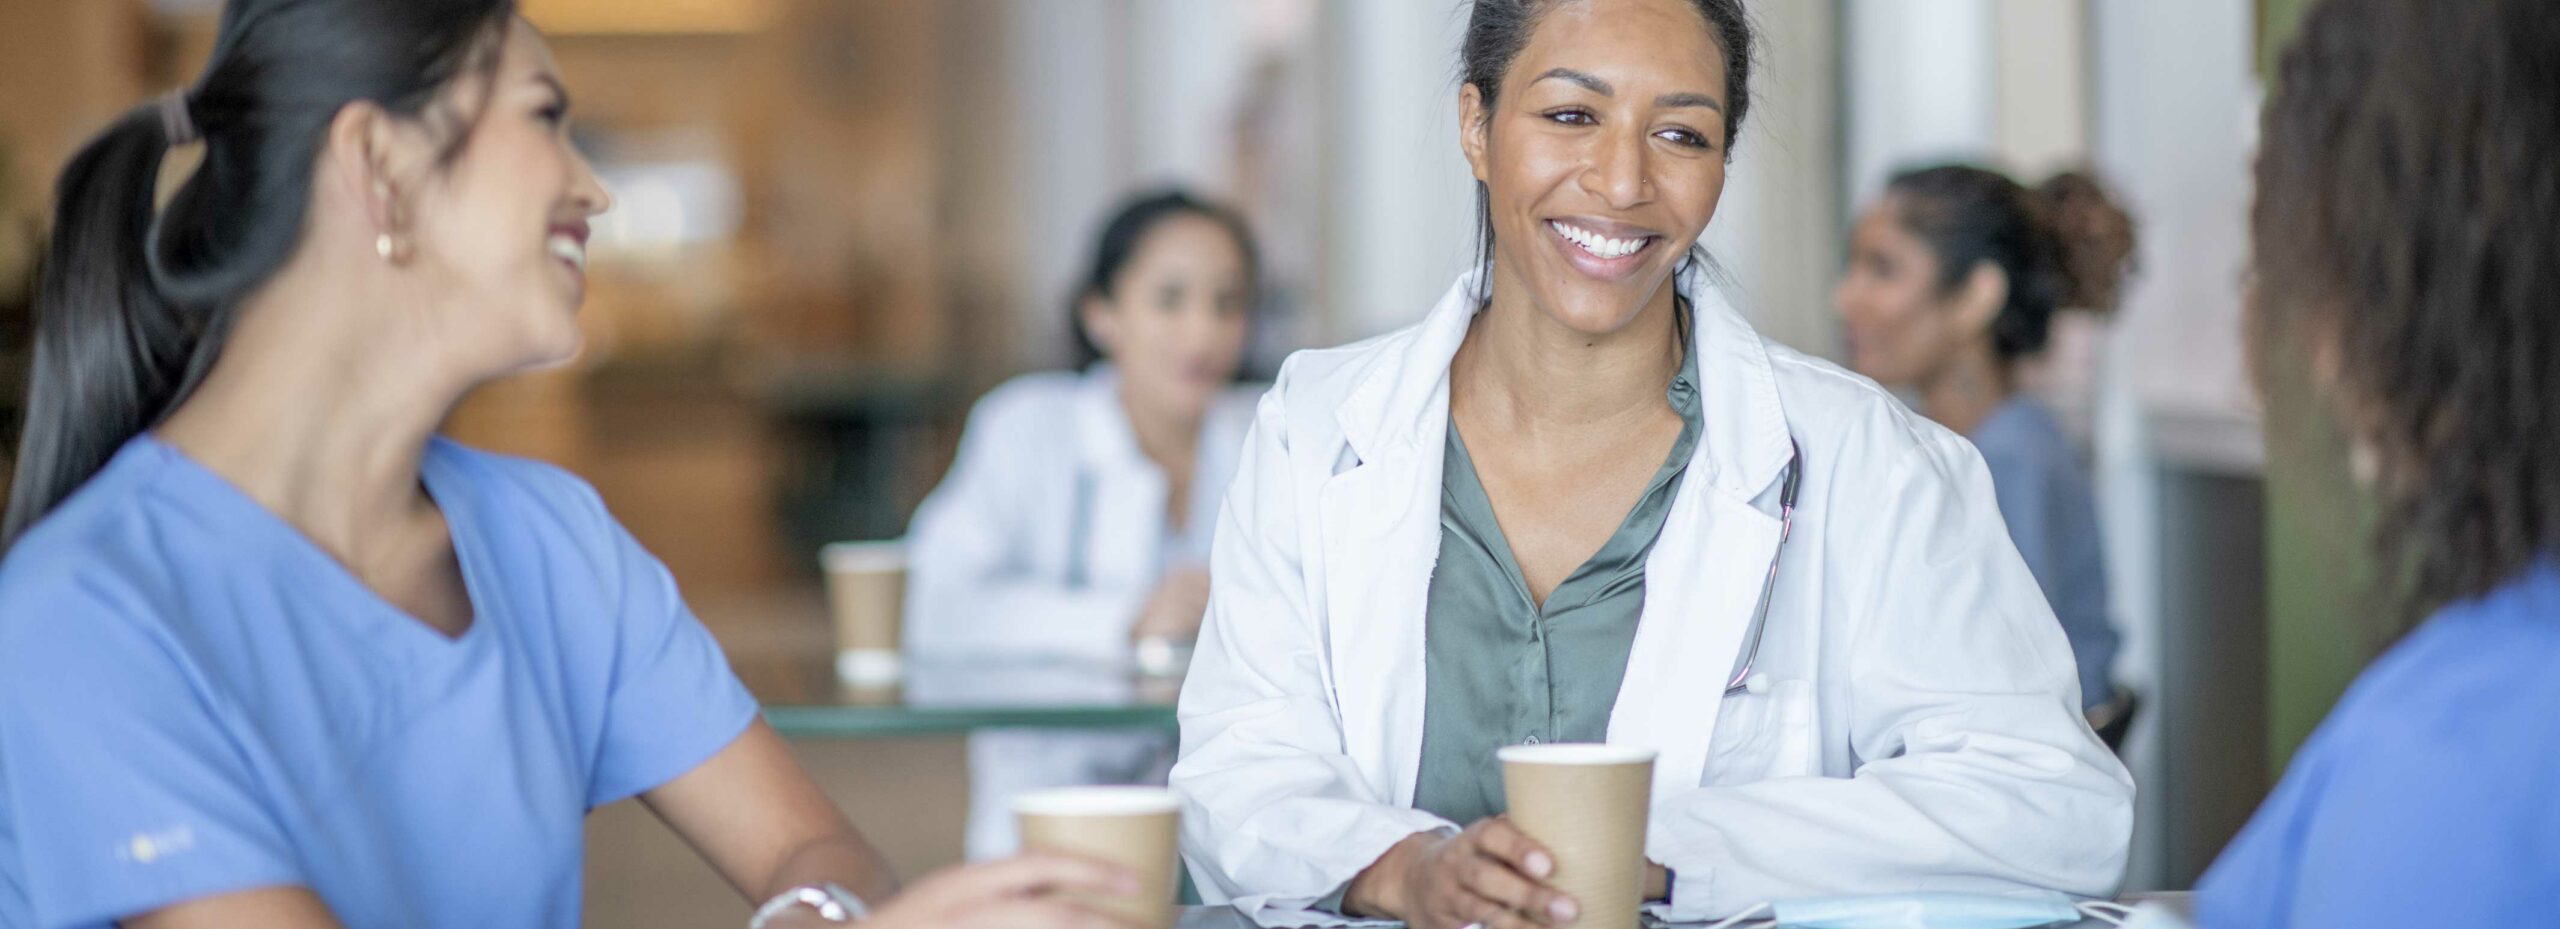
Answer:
[
  {"left": 1333, "top": 264, "right": 1795, "bottom": 504},
  {"left": 1073, "top": 363, "right": 1260, "bottom": 559},
  {"left": 1319, "top": 264, "right": 1797, "bottom": 809}
]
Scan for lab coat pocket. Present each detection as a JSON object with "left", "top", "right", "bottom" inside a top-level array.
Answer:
[{"left": 1702, "top": 679, "right": 1818, "bottom": 784}]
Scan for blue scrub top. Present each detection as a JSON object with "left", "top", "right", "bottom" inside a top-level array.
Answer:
[
  {"left": 1970, "top": 396, "right": 2120, "bottom": 709},
  {"left": 0, "top": 436, "right": 760, "bottom": 929},
  {"left": 2196, "top": 561, "right": 2560, "bottom": 927}
]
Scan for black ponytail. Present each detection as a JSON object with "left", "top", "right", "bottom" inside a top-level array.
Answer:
[
  {"left": 1, "top": 0, "right": 515, "bottom": 548},
  {"left": 4, "top": 108, "right": 205, "bottom": 547}
]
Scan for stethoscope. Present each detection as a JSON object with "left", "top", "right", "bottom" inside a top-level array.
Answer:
[
  {"left": 1062, "top": 465, "right": 1188, "bottom": 590},
  {"left": 1064, "top": 469, "right": 1104, "bottom": 589},
  {"left": 1722, "top": 441, "right": 1803, "bottom": 697}
]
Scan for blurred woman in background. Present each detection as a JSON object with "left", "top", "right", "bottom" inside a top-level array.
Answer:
[
  {"left": 1834, "top": 164, "right": 2136, "bottom": 715},
  {"left": 0, "top": 3, "right": 1136, "bottom": 927},
  {"left": 2198, "top": 0, "right": 2560, "bottom": 923},
  {"left": 903, "top": 190, "right": 1263, "bottom": 859}
]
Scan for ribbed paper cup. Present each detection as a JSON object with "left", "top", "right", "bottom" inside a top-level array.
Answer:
[
  {"left": 1499, "top": 744, "right": 1656, "bottom": 929},
  {"left": 1013, "top": 787, "right": 1182, "bottom": 929},
  {"left": 820, "top": 541, "right": 906, "bottom": 685}
]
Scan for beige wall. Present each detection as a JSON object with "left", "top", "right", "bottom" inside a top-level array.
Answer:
[
  {"left": 1995, "top": 0, "right": 2092, "bottom": 178},
  {"left": 0, "top": 0, "right": 149, "bottom": 210},
  {"left": 1699, "top": 0, "right": 1843, "bottom": 358}
]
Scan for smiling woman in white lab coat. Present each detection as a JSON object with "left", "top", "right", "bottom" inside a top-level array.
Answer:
[
  {"left": 906, "top": 190, "right": 1266, "bottom": 859},
  {"left": 1168, "top": 1, "right": 2133, "bottom": 926}
]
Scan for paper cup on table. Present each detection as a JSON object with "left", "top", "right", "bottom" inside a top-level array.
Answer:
[
  {"left": 821, "top": 541, "right": 907, "bottom": 686},
  {"left": 1013, "top": 787, "right": 1182, "bottom": 929},
  {"left": 1500, "top": 744, "right": 1656, "bottom": 929}
]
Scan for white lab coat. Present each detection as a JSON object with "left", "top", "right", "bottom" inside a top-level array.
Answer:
[
  {"left": 1170, "top": 269, "right": 2134, "bottom": 924},
  {"left": 905, "top": 365, "right": 1261, "bottom": 859}
]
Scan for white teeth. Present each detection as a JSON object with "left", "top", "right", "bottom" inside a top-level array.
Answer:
[
  {"left": 547, "top": 234, "right": 587, "bottom": 272},
  {"left": 1549, "top": 220, "right": 1649, "bottom": 260}
]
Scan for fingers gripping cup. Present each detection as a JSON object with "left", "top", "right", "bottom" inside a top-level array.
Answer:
[
  {"left": 1499, "top": 744, "right": 1657, "bottom": 929},
  {"left": 1012, "top": 787, "right": 1183, "bottom": 929},
  {"left": 820, "top": 541, "right": 907, "bottom": 687}
]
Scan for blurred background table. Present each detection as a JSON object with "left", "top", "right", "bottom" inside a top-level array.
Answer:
[
  {"left": 762, "top": 653, "right": 1182, "bottom": 738},
  {"left": 703, "top": 589, "right": 1182, "bottom": 739}
]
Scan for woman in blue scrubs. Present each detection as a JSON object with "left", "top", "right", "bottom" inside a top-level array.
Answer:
[
  {"left": 0, "top": 4, "right": 1137, "bottom": 929},
  {"left": 2197, "top": 0, "right": 2560, "bottom": 923},
  {"left": 1834, "top": 165, "right": 2136, "bottom": 713}
]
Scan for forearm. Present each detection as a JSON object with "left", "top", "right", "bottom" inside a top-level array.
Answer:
[
  {"left": 1644, "top": 765, "right": 2129, "bottom": 919},
  {"left": 758, "top": 832, "right": 899, "bottom": 905}
]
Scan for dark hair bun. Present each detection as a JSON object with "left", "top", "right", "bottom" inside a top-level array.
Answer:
[
  {"left": 2034, "top": 170, "right": 2138, "bottom": 315},
  {"left": 1885, "top": 163, "right": 2139, "bottom": 361}
]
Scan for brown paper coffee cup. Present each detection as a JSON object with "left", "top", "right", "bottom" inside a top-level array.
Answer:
[
  {"left": 821, "top": 541, "right": 906, "bottom": 686},
  {"left": 1500, "top": 744, "right": 1656, "bottom": 929},
  {"left": 1013, "top": 787, "right": 1182, "bottom": 929}
]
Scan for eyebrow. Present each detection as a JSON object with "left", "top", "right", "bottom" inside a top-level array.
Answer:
[{"left": 1532, "top": 67, "right": 1724, "bottom": 113}]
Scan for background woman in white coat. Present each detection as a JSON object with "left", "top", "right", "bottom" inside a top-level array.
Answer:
[
  {"left": 905, "top": 190, "right": 1265, "bottom": 859},
  {"left": 1169, "top": 1, "right": 2133, "bottom": 926}
]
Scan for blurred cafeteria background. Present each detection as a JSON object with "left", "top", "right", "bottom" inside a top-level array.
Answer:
[{"left": 0, "top": 0, "right": 2369, "bottom": 925}]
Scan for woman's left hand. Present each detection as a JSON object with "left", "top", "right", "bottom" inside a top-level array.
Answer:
[{"left": 1129, "top": 567, "right": 1212, "bottom": 642}]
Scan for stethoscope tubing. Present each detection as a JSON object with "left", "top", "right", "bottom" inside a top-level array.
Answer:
[{"left": 1724, "top": 441, "right": 1804, "bottom": 697}]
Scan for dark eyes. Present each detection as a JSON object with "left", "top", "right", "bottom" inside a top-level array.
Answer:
[
  {"left": 1656, "top": 127, "right": 1712, "bottom": 150},
  {"left": 1544, "top": 107, "right": 1600, "bottom": 127},
  {"left": 537, "top": 101, "right": 568, "bottom": 128},
  {"left": 1538, "top": 108, "right": 1715, "bottom": 151},
  {"left": 1150, "top": 285, "right": 1250, "bottom": 316}
]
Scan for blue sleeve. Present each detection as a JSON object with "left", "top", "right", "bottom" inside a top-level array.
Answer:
[
  {"left": 1979, "top": 446, "right": 2056, "bottom": 585},
  {"left": 583, "top": 511, "right": 762, "bottom": 809},
  {"left": 2197, "top": 652, "right": 2560, "bottom": 927},
  {"left": 0, "top": 583, "right": 303, "bottom": 928}
]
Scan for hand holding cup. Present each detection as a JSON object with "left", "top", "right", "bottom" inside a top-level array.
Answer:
[{"left": 1344, "top": 818, "right": 1579, "bottom": 929}]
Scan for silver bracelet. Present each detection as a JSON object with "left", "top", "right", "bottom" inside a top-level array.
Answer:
[{"left": 748, "top": 883, "right": 870, "bottom": 928}]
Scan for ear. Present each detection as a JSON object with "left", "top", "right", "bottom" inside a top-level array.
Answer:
[
  {"left": 1459, "top": 82, "right": 1492, "bottom": 185},
  {"left": 1953, "top": 261, "right": 2009, "bottom": 335},
  {"left": 1078, "top": 292, "right": 1120, "bottom": 356},
  {"left": 321, "top": 100, "right": 433, "bottom": 239}
]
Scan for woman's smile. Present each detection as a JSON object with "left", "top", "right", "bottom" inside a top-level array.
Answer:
[{"left": 1545, "top": 215, "right": 1663, "bottom": 282}]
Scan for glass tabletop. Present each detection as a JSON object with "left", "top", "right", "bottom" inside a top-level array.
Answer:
[
  {"left": 759, "top": 653, "right": 1183, "bottom": 738},
  {"left": 701, "top": 590, "right": 1185, "bottom": 739}
]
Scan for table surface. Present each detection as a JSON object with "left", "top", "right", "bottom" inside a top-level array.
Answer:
[
  {"left": 760, "top": 654, "right": 1182, "bottom": 737},
  {"left": 1171, "top": 892, "right": 2195, "bottom": 928},
  {"left": 710, "top": 594, "right": 2196, "bottom": 927},
  {"left": 700, "top": 591, "right": 1184, "bottom": 738}
]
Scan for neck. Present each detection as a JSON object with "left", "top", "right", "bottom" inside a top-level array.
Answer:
[
  {"left": 1453, "top": 262, "right": 1684, "bottom": 434},
  {"left": 153, "top": 259, "right": 471, "bottom": 560},
  {"left": 1117, "top": 379, "right": 1202, "bottom": 475},
  {"left": 1921, "top": 341, "right": 2013, "bottom": 437}
]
